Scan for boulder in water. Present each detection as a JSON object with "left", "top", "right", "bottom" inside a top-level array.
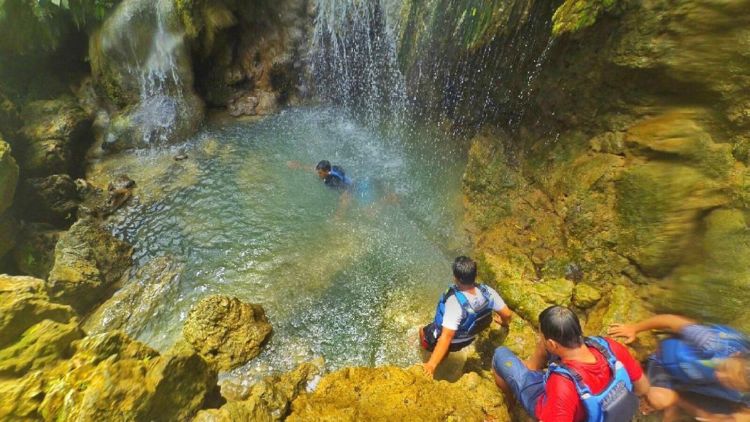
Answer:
[
  {"left": 183, "top": 295, "right": 272, "bottom": 371},
  {"left": 47, "top": 217, "right": 133, "bottom": 314}
]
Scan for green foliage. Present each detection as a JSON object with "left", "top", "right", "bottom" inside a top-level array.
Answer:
[{"left": 0, "top": 0, "right": 117, "bottom": 54}]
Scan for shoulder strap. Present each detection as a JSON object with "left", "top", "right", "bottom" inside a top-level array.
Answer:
[
  {"left": 586, "top": 336, "right": 617, "bottom": 369},
  {"left": 547, "top": 363, "right": 592, "bottom": 395},
  {"left": 452, "top": 288, "right": 471, "bottom": 311},
  {"left": 476, "top": 284, "right": 494, "bottom": 305}
]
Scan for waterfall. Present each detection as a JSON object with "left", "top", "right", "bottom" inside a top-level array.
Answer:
[{"left": 310, "top": 0, "right": 407, "bottom": 126}]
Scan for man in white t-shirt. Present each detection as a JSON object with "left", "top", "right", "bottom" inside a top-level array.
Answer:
[{"left": 420, "top": 256, "right": 512, "bottom": 377}]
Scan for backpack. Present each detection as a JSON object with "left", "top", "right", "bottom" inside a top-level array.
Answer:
[
  {"left": 545, "top": 336, "right": 638, "bottom": 422},
  {"left": 433, "top": 284, "right": 494, "bottom": 347}
]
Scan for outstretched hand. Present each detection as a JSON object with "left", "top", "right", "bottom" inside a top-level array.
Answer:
[
  {"left": 608, "top": 323, "right": 637, "bottom": 344},
  {"left": 422, "top": 362, "right": 436, "bottom": 378}
]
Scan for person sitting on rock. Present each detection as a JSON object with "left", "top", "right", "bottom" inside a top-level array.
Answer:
[
  {"left": 420, "top": 256, "right": 512, "bottom": 377},
  {"left": 492, "top": 305, "right": 650, "bottom": 422},
  {"left": 609, "top": 314, "right": 750, "bottom": 421}
]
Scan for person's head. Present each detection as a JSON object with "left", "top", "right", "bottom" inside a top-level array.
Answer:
[
  {"left": 452, "top": 256, "right": 477, "bottom": 286},
  {"left": 714, "top": 355, "right": 750, "bottom": 392},
  {"left": 316, "top": 160, "right": 331, "bottom": 179},
  {"left": 539, "top": 305, "right": 584, "bottom": 354}
]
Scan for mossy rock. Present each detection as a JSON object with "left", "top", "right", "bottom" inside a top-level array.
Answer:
[
  {"left": 18, "top": 174, "right": 80, "bottom": 227},
  {"left": 195, "top": 360, "right": 323, "bottom": 421},
  {"left": 533, "top": 278, "right": 575, "bottom": 307},
  {"left": 0, "top": 274, "right": 77, "bottom": 348},
  {"left": 0, "top": 211, "right": 19, "bottom": 260},
  {"left": 586, "top": 284, "right": 656, "bottom": 360},
  {"left": 0, "top": 319, "right": 83, "bottom": 377},
  {"left": 552, "top": 0, "right": 619, "bottom": 37},
  {"left": 183, "top": 295, "right": 272, "bottom": 371},
  {"left": 0, "top": 139, "right": 19, "bottom": 215},
  {"left": 11, "top": 223, "right": 62, "bottom": 279},
  {"left": 47, "top": 217, "right": 133, "bottom": 314},
  {"left": 39, "top": 334, "right": 217, "bottom": 421},
  {"left": 572, "top": 282, "right": 602, "bottom": 309},
  {"left": 288, "top": 367, "right": 509, "bottom": 421},
  {"left": 0, "top": 370, "right": 47, "bottom": 420}
]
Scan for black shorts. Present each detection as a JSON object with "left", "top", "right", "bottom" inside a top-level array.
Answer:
[{"left": 420, "top": 322, "right": 473, "bottom": 352}]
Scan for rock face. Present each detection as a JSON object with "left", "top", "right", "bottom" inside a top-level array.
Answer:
[
  {"left": 47, "top": 217, "right": 133, "bottom": 313},
  {"left": 89, "top": 0, "right": 204, "bottom": 151},
  {"left": 288, "top": 367, "right": 510, "bottom": 421},
  {"left": 11, "top": 223, "right": 62, "bottom": 279},
  {"left": 18, "top": 174, "right": 80, "bottom": 227},
  {"left": 0, "top": 138, "right": 19, "bottom": 260},
  {"left": 195, "top": 361, "right": 323, "bottom": 422},
  {"left": 17, "top": 96, "right": 93, "bottom": 176},
  {"left": 183, "top": 295, "right": 272, "bottom": 371},
  {"left": 83, "top": 256, "right": 180, "bottom": 336}
]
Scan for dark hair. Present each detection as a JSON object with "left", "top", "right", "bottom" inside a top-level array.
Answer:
[
  {"left": 452, "top": 256, "right": 477, "bottom": 285},
  {"left": 539, "top": 306, "right": 584, "bottom": 348},
  {"left": 316, "top": 160, "right": 331, "bottom": 172}
]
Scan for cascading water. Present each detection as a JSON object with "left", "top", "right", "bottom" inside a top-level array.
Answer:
[{"left": 310, "top": 0, "right": 407, "bottom": 126}]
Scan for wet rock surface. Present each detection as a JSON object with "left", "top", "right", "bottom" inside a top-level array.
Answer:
[
  {"left": 46, "top": 217, "right": 133, "bottom": 313},
  {"left": 183, "top": 295, "right": 273, "bottom": 371},
  {"left": 18, "top": 174, "right": 80, "bottom": 227}
]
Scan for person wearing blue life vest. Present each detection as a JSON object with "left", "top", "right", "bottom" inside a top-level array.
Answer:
[
  {"left": 609, "top": 314, "right": 750, "bottom": 421},
  {"left": 492, "top": 306, "right": 650, "bottom": 422},
  {"left": 420, "top": 256, "right": 512, "bottom": 377},
  {"left": 315, "top": 160, "right": 353, "bottom": 190}
]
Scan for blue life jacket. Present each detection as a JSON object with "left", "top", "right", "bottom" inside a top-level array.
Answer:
[
  {"left": 433, "top": 284, "right": 494, "bottom": 349},
  {"left": 327, "top": 166, "right": 352, "bottom": 188},
  {"left": 545, "top": 337, "right": 638, "bottom": 422},
  {"left": 657, "top": 325, "right": 750, "bottom": 404}
]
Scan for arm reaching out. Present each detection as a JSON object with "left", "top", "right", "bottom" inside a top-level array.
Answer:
[
  {"left": 608, "top": 314, "right": 696, "bottom": 344},
  {"left": 423, "top": 328, "right": 455, "bottom": 377},
  {"left": 494, "top": 306, "right": 512, "bottom": 327}
]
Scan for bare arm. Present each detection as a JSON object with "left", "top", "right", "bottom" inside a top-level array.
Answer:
[
  {"left": 423, "top": 328, "right": 455, "bottom": 377},
  {"left": 526, "top": 336, "right": 548, "bottom": 371},
  {"left": 608, "top": 314, "right": 696, "bottom": 344},
  {"left": 633, "top": 375, "right": 650, "bottom": 396},
  {"left": 494, "top": 306, "right": 512, "bottom": 327}
]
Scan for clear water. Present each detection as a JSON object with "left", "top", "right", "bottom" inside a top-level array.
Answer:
[{"left": 91, "top": 106, "right": 469, "bottom": 379}]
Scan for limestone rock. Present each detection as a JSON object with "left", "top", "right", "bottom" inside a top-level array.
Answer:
[
  {"left": 288, "top": 367, "right": 510, "bottom": 421},
  {"left": 38, "top": 332, "right": 217, "bottom": 421},
  {"left": 572, "top": 282, "right": 602, "bottom": 309},
  {"left": 195, "top": 361, "right": 323, "bottom": 422},
  {"left": 183, "top": 295, "right": 272, "bottom": 371},
  {"left": 586, "top": 284, "right": 657, "bottom": 360},
  {"left": 47, "top": 217, "right": 133, "bottom": 313},
  {"left": 0, "top": 274, "right": 76, "bottom": 348},
  {"left": 0, "top": 319, "right": 82, "bottom": 377},
  {"left": 18, "top": 96, "right": 93, "bottom": 176},
  {"left": 18, "top": 174, "right": 80, "bottom": 227},
  {"left": 0, "top": 370, "right": 47, "bottom": 420},
  {"left": 11, "top": 223, "right": 62, "bottom": 279},
  {"left": 534, "top": 278, "right": 575, "bottom": 307},
  {"left": 0, "top": 138, "right": 18, "bottom": 215},
  {"left": 84, "top": 256, "right": 181, "bottom": 336}
]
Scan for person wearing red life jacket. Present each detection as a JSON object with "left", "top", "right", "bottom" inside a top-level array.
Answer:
[{"left": 492, "top": 306, "right": 650, "bottom": 422}]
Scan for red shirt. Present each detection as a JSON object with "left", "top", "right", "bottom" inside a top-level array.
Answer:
[{"left": 534, "top": 337, "right": 643, "bottom": 422}]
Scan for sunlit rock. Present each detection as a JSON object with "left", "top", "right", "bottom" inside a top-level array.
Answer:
[
  {"left": 183, "top": 295, "right": 272, "bottom": 371},
  {"left": 287, "top": 367, "right": 510, "bottom": 421},
  {"left": 195, "top": 360, "right": 323, "bottom": 421},
  {"left": 572, "top": 282, "right": 601, "bottom": 309}
]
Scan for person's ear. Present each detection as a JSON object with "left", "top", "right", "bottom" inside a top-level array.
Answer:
[{"left": 545, "top": 338, "right": 557, "bottom": 352}]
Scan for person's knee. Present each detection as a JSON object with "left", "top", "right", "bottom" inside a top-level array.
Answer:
[{"left": 648, "top": 387, "right": 678, "bottom": 410}]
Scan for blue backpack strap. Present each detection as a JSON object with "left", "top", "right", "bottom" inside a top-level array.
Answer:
[
  {"left": 586, "top": 337, "right": 618, "bottom": 368},
  {"left": 476, "top": 284, "right": 495, "bottom": 308},
  {"left": 546, "top": 362, "right": 593, "bottom": 396}
]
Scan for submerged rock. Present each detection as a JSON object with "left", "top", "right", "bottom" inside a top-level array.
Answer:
[
  {"left": 183, "top": 295, "right": 272, "bottom": 371},
  {"left": 47, "top": 217, "right": 133, "bottom": 314},
  {"left": 195, "top": 360, "right": 323, "bottom": 421},
  {"left": 288, "top": 367, "right": 509, "bottom": 421},
  {"left": 17, "top": 96, "right": 93, "bottom": 176}
]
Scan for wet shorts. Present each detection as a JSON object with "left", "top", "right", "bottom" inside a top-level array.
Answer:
[
  {"left": 420, "top": 322, "right": 472, "bottom": 352},
  {"left": 492, "top": 347, "right": 545, "bottom": 418}
]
